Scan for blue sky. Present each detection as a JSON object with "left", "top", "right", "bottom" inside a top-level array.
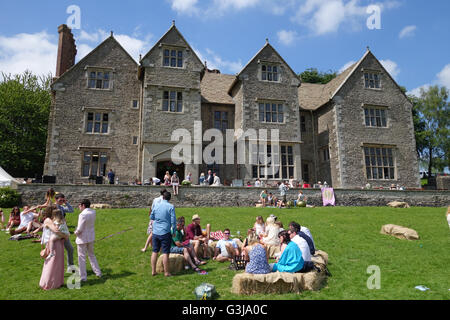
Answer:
[{"left": 0, "top": 0, "right": 449, "bottom": 95}]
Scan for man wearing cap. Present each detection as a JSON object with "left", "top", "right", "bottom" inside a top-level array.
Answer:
[{"left": 185, "top": 214, "right": 211, "bottom": 260}]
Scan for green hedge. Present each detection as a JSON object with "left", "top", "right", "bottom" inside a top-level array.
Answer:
[{"left": 0, "top": 187, "right": 21, "bottom": 208}]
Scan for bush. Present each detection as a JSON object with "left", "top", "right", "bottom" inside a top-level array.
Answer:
[
  {"left": 181, "top": 180, "right": 191, "bottom": 186},
  {"left": 0, "top": 187, "right": 21, "bottom": 208}
]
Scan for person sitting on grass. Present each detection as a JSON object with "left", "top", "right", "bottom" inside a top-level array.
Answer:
[
  {"left": 0, "top": 208, "right": 5, "bottom": 230},
  {"left": 9, "top": 206, "right": 40, "bottom": 235},
  {"left": 171, "top": 218, "right": 206, "bottom": 272},
  {"left": 6, "top": 206, "right": 21, "bottom": 232},
  {"left": 254, "top": 216, "right": 265, "bottom": 237},
  {"left": 261, "top": 216, "right": 281, "bottom": 247},
  {"left": 185, "top": 214, "right": 211, "bottom": 260},
  {"left": 213, "top": 229, "right": 240, "bottom": 262}
]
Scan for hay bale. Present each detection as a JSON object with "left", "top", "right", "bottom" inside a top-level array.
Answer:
[
  {"left": 387, "top": 201, "right": 410, "bottom": 208},
  {"left": 255, "top": 204, "right": 263, "bottom": 208},
  {"left": 380, "top": 224, "right": 419, "bottom": 240},
  {"left": 231, "top": 270, "right": 327, "bottom": 295},
  {"left": 91, "top": 203, "right": 112, "bottom": 209},
  {"left": 156, "top": 253, "right": 186, "bottom": 274},
  {"left": 196, "top": 241, "right": 217, "bottom": 258},
  {"left": 312, "top": 250, "right": 328, "bottom": 265}
]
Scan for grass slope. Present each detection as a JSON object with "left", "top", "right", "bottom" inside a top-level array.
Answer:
[{"left": 0, "top": 206, "right": 449, "bottom": 300}]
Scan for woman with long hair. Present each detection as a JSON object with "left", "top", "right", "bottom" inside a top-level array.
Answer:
[{"left": 6, "top": 206, "right": 21, "bottom": 231}]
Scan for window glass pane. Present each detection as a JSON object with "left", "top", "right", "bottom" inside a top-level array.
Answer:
[
  {"left": 267, "top": 66, "right": 272, "bottom": 72},
  {"left": 214, "top": 111, "right": 221, "bottom": 120},
  {"left": 177, "top": 92, "right": 183, "bottom": 101},
  {"left": 266, "top": 113, "right": 271, "bottom": 122},
  {"left": 366, "top": 167, "right": 371, "bottom": 179},
  {"left": 273, "top": 66, "right": 277, "bottom": 73},
  {"left": 163, "top": 100, "right": 169, "bottom": 111},
  {"left": 164, "top": 58, "right": 170, "bottom": 66},
  {"left": 252, "top": 166, "right": 258, "bottom": 178},
  {"left": 259, "top": 104, "right": 264, "bottom": 112},
  {"left": 222, "top": 121, "right": 228, "bottom": 130},
  {"left": 103, "top": 80, "right": 109, "bottom": 89},
  {"left": 177, "top": 59, "right": 183, "bottom": 68},
  {"left": 90, "top": 72, "right": 96, "bottom": 78},
  {"left": 222, "top": 112, "right": 228, "bottom": 120},
  {"left": 96, "top": 80, "right": 102, "bottom": 89},
  {"left": 372, "top": 168, "right": 378, "bottom": 179},
  {"left": 390, "top": 168, "right": 395, "bottom": 179},
  {"left": 262, "top": 73, "right": 266, "bottom": 81},
  {"left": 94, "top": 122, "right": 101, "bottom": 133},
  {"left": 262, "top": 65, "right": 266, "bottom": 71},
  {"left": 272, "top": 113, "right": 277, "bottom": 122},
  {"left": 365, "top": 156, "right": 370, "bottom": 166},
  {"left": 97, "top": 72, "right": 103, "bottom": 79},
  {"left": 171, "top": 50, "right": 176, "bottom": 57},
  {"left": 287, "top": 146, "right": 293, "bottom": 154},
  {"left": 95, "top": 113, "right": 101, "bottom": 121},
  {"left": 289, "top": 167, "right": 294, "bottom": 178},
  {"left": 177, "top": 101, "right": 183, "bottom": 113},
  {"left": 88, "top": 79, "right": 96, "bottom": 88},
  {"left": 384, "top": 168, "right": 389, "bottom": 179},
  {"left": 288, "top": 155, "right": 293, "bottom": 165},
  {"left": 103, "top": 73, "right": 109, "bottom": 80},
  {"left": 86, "top": 121, "right": 93, "bottom": 133},
  {"left": 282, "top": 167, "right": 287, "bottom": 179},
  {"left": 278, "top": 113, "right": 284, "bottom": 123},
  {"left": 281, "top": 146, "right": 286, "bottom": 153},
  {"left": 103, "top": 114, "right": 108, "bottom": 122},
  {"left": 268, "top": 73, "right": 272, "bottom": 81},
  {"left": 170, "top": 91, "right": 176, "bottom": 100},
  {"left": 171, "top": 58, "right": 176, "bottom": 67},
  {"left": 164, "top": 49, "right": 170, "bottom": 56},
  {"left": 282, "top": 155, "right": 287, "bottom": 165},
  {"left": 259, "top": 112, "right": 264, "bottom": 122},
  {"left": 170, "top": 101, "right": 176, "bottom": 112},
  {"left": 102, "top": 123, "right": 108, "bottom": 133},
  {"left": 214, "top": 120, "right": 221, "bottom": 129},
  {"left": 273, "top": 74, "right": 278, "bottom": 82},
  {"left": 178, "top": 51, "right": 183, "bottom": 58}
]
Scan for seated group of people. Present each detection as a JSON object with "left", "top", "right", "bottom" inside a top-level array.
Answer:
[
  {"left": 241, "top": 215, "right": 317, "bottom": 274},
  {"left": 259, "top": 189, "right": 311, "bottom": 208}
]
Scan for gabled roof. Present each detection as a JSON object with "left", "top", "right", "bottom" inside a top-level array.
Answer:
[
  {"left": 228, "top": 41, "right": 300, "bottom": 94},
  {"left": 140, "top": 23, "right": 204, "bottom": 68},
  {"left": 52, "top": 35, "right": 138, "bottom": 87},
  {"left": 201, "top": 71, "right": 236, "bottom": 105},
  {"left": 298, "top": 61, "right": 358, "bottom": 110},
  {"left": 299, "top": 48, "right": 413, "bottom": 111}
]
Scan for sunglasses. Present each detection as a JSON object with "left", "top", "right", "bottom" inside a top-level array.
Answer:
[{"left": 224, "top": 232, "right": 230, "bottom": 235}]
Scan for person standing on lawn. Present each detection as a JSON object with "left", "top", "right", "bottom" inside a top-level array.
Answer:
[
  {"left": 74, "top": 199, "right": 102, "bottom": 282},
  {"left": 55, "top": 193, "right": 75, "bottom": 270},
  {"left": 141, "top": 189, "right": 167, "bottom": 253},
  {"left": 150, "top": 191, "right": 176, "bottom": 277}
]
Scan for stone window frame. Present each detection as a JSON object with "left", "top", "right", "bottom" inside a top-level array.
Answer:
[
  {"left": 85, "top": 66, "right": 114, "bottom": 91},
  {"left": 362, "top": 68, "right": 382, "bottom": 90},
  {"left": 362, "top": 104, "right": 388, "bottom": 128},
  {"left": 131, "top": 99, "right": 140, "bottom": 110},
  {"left": 82, "top": 107, "right": 114, "bottom": 135},
  {"left": 362, "top": 144, "right": 397, "bottom": 181},
  {"left": 258, "top": 60, "right": 282, "bottom": 83},
  {"left": 320, "top": 146, "right": 330, "bottom": 162},
  {"left": 78, "top": 148, "right": 111, "bottom": 178},
  {"left": 257, "top": 100, "right": 285, "bottom": 124},
  {"left": 161, "top": 44, "right": 185, "bottom": 69},
  {"left": 251, "top": 143, "right": 294, "bottom": 180},
  {"left": 161, "top": 89, "right": 184, "bottom": 113}
]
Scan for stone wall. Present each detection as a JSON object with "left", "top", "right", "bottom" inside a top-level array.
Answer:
[
  {"left": 16, "top": 185, "right": 450, "bottom": 208},
  {"left": 437, "top": 176, "right": 450, "bottom": 190}
]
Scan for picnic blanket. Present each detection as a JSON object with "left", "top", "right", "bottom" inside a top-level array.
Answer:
[{"left": 9, "top": 234, "right": 35, "bottom": 241}]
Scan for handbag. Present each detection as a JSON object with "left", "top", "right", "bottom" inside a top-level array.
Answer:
[{"left": 40, "top": 247, "right": 50, "bottom": 259}]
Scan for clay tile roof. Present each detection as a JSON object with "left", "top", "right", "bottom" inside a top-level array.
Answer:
[
  {"left": 298, "top": 62, "right": 357, "bottom": 110},
  {"left": 201, "top": 71, "right": 236, "bottom": 105}
]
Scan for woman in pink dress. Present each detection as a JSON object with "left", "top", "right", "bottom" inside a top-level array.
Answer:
[{"left": 39, "top": 206, "right": 69, "bottom": 290}]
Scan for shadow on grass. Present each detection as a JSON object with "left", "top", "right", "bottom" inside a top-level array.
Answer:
[{"left": 80, "top": 268, "right": 136, "bottom": 287}]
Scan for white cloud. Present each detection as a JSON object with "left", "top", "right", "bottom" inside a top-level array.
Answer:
[
  {"left": 407, "top": 63, "right": 450, "bottom": 97},
  {"left": 399, "top": 25, "right": 417, "bottom": 39},
  {"left": 169, "top": 0, "right": 200, "bottom": 16},
  {"left": 339, "top": 60, "right": 356, "bottom": 73},
  {"left": 194, "top": 47, "right": 242, "bottom": 74},
  {"left": 277, "top": 30, "right": 298, "bottom": 46},
  {"left": 292, "top": 0, "right": 402, "bottom": 36},
  {"left": 380, "top": 59, "right": 400, "bottom": 79},
  {"left": 436, "top": 64, "right": 450, "bottom": 89},
  {"left": 0, "top": 29, "right": 153, "bottom": 77},
  {"left": 0, "top": 31, "right": 57, "bottom": 76}
]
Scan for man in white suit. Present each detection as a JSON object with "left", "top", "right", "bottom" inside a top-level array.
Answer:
[{"left": 75, "top": 199, "right": 102, "bottom": 281}]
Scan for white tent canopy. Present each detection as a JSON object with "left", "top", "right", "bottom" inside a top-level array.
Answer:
[{"left": 0, "top": 166, "right": 20, "bottom": 187}]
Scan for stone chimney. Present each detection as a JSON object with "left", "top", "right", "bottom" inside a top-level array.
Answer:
[{"left": 55, "top": 24, "right": 77, "bottom": 78}]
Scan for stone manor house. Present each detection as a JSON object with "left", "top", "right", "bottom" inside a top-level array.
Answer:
[{"left": 44, "top": 23, "right": 421, "bottom": 188}]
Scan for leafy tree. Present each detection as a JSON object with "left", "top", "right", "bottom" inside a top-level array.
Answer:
[
  {"left": 409, "top": 85, "right": 449, "bottom": 177},
  {"left": 299, "top": 68, "right": 337, "bottom": 84},
  {"left": 0, "top": 70, "right": 52, "bottom": 178}
]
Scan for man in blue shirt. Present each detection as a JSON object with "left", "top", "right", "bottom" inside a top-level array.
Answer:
[
  {"left": 55, "top": 193, "right": 75, "bottom": 270},
  {"left": 150, "top": 191, "right": 176, "bottom": 277},
  {"left": 107, "top": 169, "right": 115, "bottom": 184}
]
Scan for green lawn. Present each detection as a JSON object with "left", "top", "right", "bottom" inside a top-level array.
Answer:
[{"left": 0, "top": 206, "right": 449, "bottom": 300}]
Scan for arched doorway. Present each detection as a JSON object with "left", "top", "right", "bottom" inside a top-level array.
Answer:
[{"left": 156, "top": 161, "right": 185, "bottom": 182}]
